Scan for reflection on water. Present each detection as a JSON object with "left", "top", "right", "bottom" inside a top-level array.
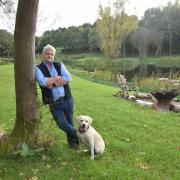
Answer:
[{"left": 121, "top": 64, "right": 180, "bottom": 81}]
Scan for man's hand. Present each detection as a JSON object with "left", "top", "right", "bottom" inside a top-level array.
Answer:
[
  {"left": 55, "top": 78, "right": 67, "bottom": 87},
  {"left": 47, "top": 76, "right": 68, "bottom": 89}
]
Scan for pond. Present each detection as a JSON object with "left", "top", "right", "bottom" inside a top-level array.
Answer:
[
  {"left": 122, "top": 64, "right": 180, "bottom": 81},
  {"left": 64, "top": 56, "right": 180, "bottom": 83}
]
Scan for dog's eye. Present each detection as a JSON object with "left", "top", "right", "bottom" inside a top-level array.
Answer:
[
  {"left": 80, "top": 120, "right": 83, "bottom": 123},
  {"left": 86, "top": 120, "right": 88, "bottom": 123}
]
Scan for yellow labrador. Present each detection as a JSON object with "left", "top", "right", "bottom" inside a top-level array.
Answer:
[{"left": 76, "top": 115, "right": 105, "bottom": 160}]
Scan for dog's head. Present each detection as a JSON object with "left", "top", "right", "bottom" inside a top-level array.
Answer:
[{"left": 76, "top": 115, "right": 93, "bottom": 133}]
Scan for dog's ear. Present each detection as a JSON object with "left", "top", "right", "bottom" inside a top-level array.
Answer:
[
  {"left": 76, "top": 115, "right": 81, "bottom": 123},
  {"left": 87, "top": 116, "right": 93, "bottom": 124}
]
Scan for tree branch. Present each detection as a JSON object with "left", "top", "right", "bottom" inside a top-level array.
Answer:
[{"left": 0, "top": 0, "right": 7, "bottom": 6}]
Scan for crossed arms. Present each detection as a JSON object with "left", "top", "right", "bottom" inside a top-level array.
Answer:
[{"left": 47, "top": 76, "right": 68, "bottom": 89}]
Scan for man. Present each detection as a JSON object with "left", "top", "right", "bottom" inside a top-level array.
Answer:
[{"left": 35, "top": 44, "right": 78, "bottom": 149}]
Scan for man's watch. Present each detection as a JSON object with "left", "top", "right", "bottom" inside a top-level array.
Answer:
[{"left": 52, "top": 83, "right": 56, "bottom": 87}]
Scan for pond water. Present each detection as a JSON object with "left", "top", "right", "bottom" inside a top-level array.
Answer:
[{"left": 121, "top": 64, "right": 180, "bottom": 81}]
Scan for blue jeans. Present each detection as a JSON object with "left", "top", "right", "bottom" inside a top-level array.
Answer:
[{"left": 49, "top": 97, "right": 77, "bottom": 144}]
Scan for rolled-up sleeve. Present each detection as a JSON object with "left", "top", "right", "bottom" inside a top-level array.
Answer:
[
  {"left": 61, "top": 63, "right": 72, "bottom": 82},
  {"left": 35, "top": 66, "right": 48, "bottom": 87}
]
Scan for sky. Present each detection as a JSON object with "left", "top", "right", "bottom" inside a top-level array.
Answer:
[
  {"left": 0, "top": 0, "right": 176, "bottom": 36},
  {"left": 36, "top": 0, "right": 174, "bottom": 35}
]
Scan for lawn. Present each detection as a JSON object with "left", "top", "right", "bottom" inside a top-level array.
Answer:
[{"left": 0, "top": 64, "right": 179, "bottom": 179}]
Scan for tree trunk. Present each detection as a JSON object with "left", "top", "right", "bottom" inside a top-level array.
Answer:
[
  {"left": 122, "top": 40, "right": 126, "bottom": 57},
  {"left": 11, "top": 0, "right": 39, "bottom": 145},
  {"left": 169, "top": 31, "right": 172, "bottom": 56}
]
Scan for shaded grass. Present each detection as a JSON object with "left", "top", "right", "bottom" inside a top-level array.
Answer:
[{"left": 0, "top": 64, "right": 180, "bottom": 179}]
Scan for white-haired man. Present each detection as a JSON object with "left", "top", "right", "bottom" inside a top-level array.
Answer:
[{"left": 35, "top": 44, "right": 78, "bottom": 149}]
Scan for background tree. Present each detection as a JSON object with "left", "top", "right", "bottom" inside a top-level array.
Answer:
[
  {"left": 135, "top": 1, "right": 180, "bottom": 56},
  {"left": 141, "top": 7, "right": 164, "bottom": 56},
  {"left": 0, "top": 0, "right": 15, "bottom": 32},
  {"left": 0, "top": 29, "right": 13, "bottom": 57},
  {"left": 161, "top": 0, "right": 180, "bottom": 55},
  {"left": 36, "top": 24, "right": 93, "bottom": 54},
  {"left": 97, "top": 0, "right": 138, "bottom": 58},
  {"left": 130, "top": 26, "right": 156, "bottom": 58},
  {"left": 131, "top": 7, "right": 166, "bottom": 57},
  {"left": 88, "top": 25, "right": 100, "bottom": 52}
]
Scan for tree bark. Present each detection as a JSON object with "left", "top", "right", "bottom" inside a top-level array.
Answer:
[
  {"left": 169, "top": 30, "right": 172, "bottom": 56},
  {"left": 11, "top": 0, "right": 39, "bottom": 144}
]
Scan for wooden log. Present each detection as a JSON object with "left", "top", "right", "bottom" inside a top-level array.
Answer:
[
  {"left": 169, "top": 102, "right": 180, "bottom": 112},
  {"left": 128, "top": 95, "right": 136, "bottom": 101},
  {"left": 136, "top": 92, "right": 150, "bottom": 99},
  {"left": 136, "top": 93, "right": 157, "bottom": 104},
  {"left": 135, "top": 99, "right": 158, "bottom": 110}
]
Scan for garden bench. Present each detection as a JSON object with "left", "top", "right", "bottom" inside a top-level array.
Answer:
[{"left": 114, "top": 74, "right": 139, "bottom": 98}]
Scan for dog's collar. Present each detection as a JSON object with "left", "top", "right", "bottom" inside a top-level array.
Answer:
[{"left": 78, "top": 126, "right": 89, "bottom": 133}]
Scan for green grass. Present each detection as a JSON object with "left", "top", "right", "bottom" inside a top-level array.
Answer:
[{"left": 0, "top": 64, "right": 180, "bottom": 179}]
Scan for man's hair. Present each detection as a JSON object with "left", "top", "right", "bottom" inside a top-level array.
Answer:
[{"left": 42, "top": 44, "right": 56, "bottom": 54}]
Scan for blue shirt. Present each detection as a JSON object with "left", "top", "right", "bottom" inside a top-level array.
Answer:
[{"left": 35, "top": 61, "right": 72, "bottom": 101}]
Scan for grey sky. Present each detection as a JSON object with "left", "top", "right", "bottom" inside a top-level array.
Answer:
[
  {"left": 0, "top": 0, "right": 175, "bottom": 36},
  {"left": 37, "top": 0, "right": 173, "bottom": 35}
]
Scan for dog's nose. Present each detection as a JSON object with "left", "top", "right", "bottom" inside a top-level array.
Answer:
[{"left": 82, "top": 124, "right": 85, "bottom": 128}]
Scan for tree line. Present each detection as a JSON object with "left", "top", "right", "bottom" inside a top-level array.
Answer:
[{"left": 1, "top": 0, "right": 180, "bottom": 59}]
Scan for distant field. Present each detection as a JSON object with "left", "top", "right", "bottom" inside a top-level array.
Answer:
[{"left": 0, "top": 64, "right": 179, "bottom": 179}]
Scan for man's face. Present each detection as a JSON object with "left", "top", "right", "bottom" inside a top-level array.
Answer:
[{"left": 42, "top": 49, "right": 55, "bottom": 62}]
